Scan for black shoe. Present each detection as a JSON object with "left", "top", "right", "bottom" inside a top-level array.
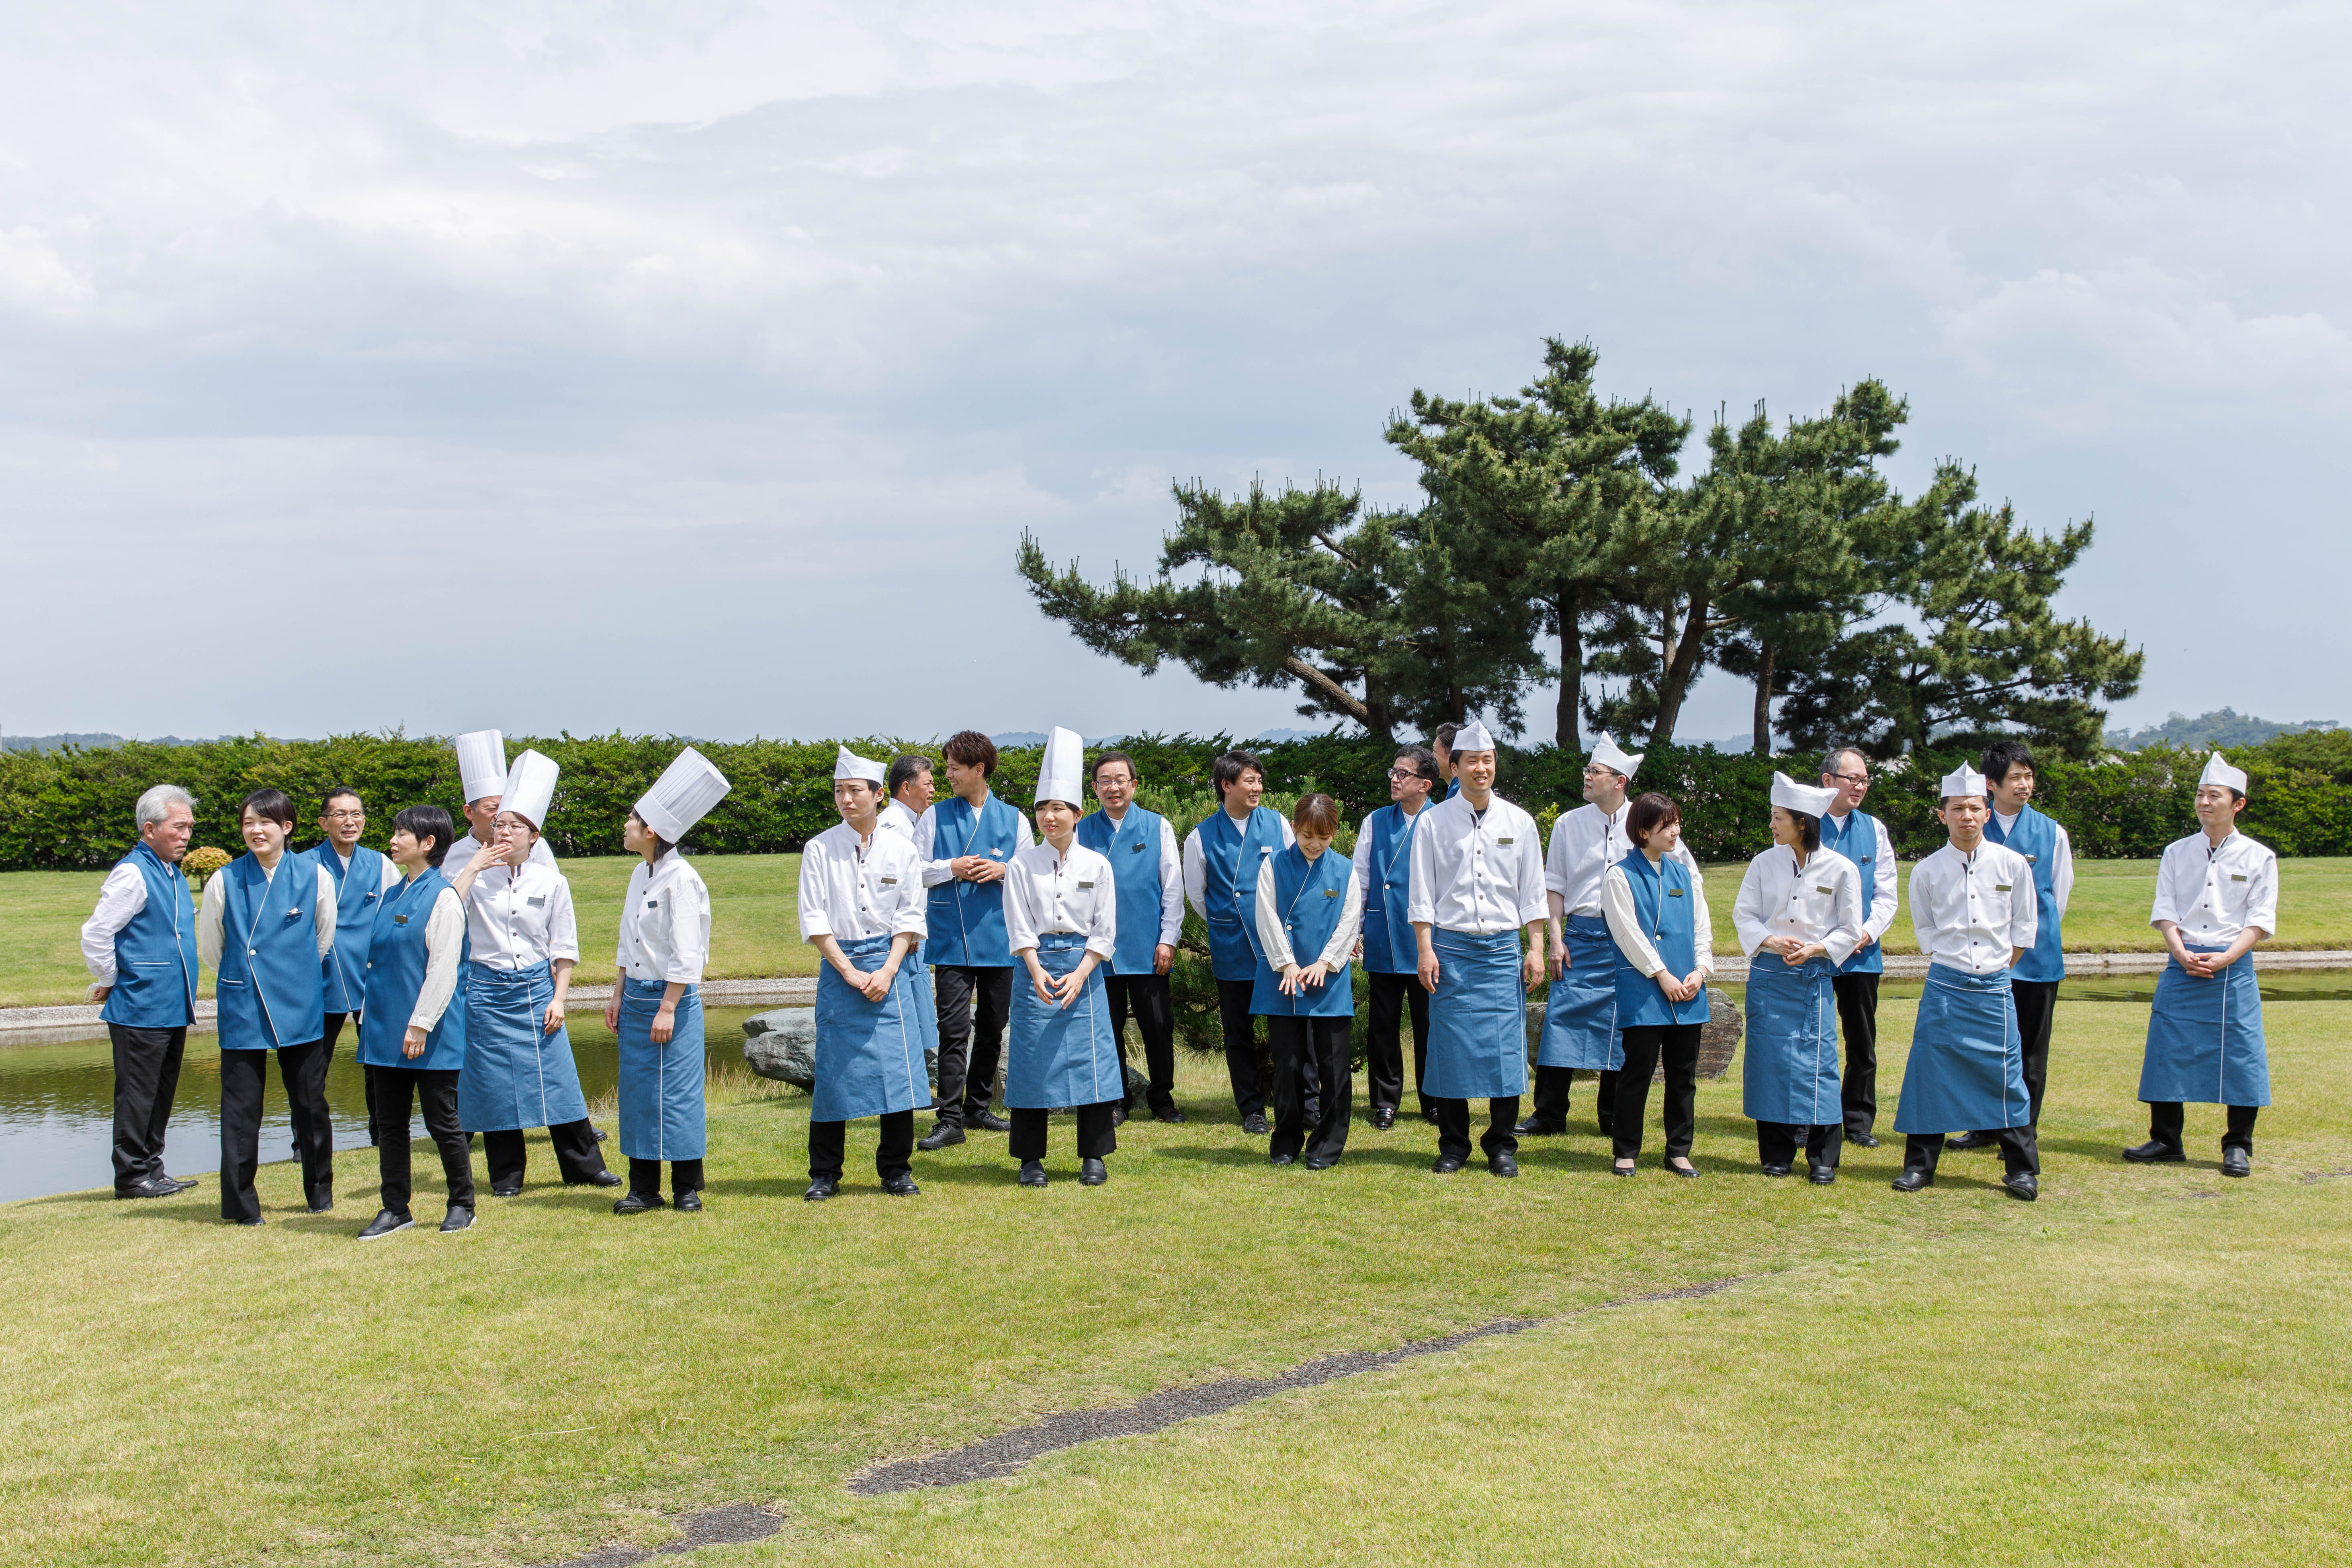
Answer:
[
  {"left": 1152, "top": 1106, "right": 1186, "bottom": 1124},
  {"left": 1371, "top": 1108, "right": 1396, "bottom": 1131},
  {"left": 969, "top": 1110, "right": 1013, "bottom": 1133},
  {"left": 1489, "top": 1152, "right": 1519, "bottom": 1178},
  {"left": 356, "top": 1209, "right": 413, "bottom": 1240},
  {"left": 1269, "top": 1152, "right": 1297, "bottom": 1166},
  {"left": 1808, "top": 1165, "right": 1836, "bottom": 1185},
  {"left": 1849, "top": 1131, "right": 1882, "bottom": 1149},
  {"left": 803, "top": 1176, "right": 839, "bottom": 1202},
  {"left": 1431, "top": 1155, "right": 1466, "bottom": 1174},
  {"left": 1111, "top": 1104, "right": 1129, "bottom": 1127},
  {"left": 1304, "top": 1156, "right": 1338, "bottom": 1171},
  {"left": 1943, "top": 1130, "right": 1998, "bottom": 1152},
  {"left": 1664, "top": 1158, "right": 1699, "bottom": 1179},
  {"left": 1242, "top": 1113, "right": 1270, "bottom": 1135},
  {"left": 439, "top": 1206, "right": 475, "bottom": 1233},
  {"left": 1079, "top": 1158, "right": 1107, "bottom": 1187},
  {"left": 1891, "top": 1170, "right": 1932, "bottom": 1192},
  {"left": 1419, "top": 1105, "right": 1440, "bottom": 1125},
  {"left": 232, "top": 1216, "right": 265, "bottom": 1227},
  {"left": 1018, "top": 1159, "right": 1048, "bottom": 1188},
  {"left": 1511, "top": 1115, "right": 1561, "bottom": 1137},
  {"left": 676, "top": 1190, "right": 704, "bottom": 1211},
  {"left": 580, "top": 1170, "right": 624, "bottom": 1189},
  {"left": 2002, "top": 1172, "right": 2039, "bottom": 1201},
  {"left": 592, "top": 1124, "right": 609, "bottom": 1142},
  {"left": 881, "top": 1173, "right": 920, "bottom": 1196},
  {"left": 1759, "top": 1163, "right": 1792, "bottom": 1178},
  {"left": 490, "top": 1181, "right": 522, "bottom": 1198},
  {"left": 2123, "top": 1139, "right": 2186, "bottom": 1164},
  {"left": 613, "top": 1191, "right": 667, "bottom": 1215},
  {"left": 115, "top": 1178, "right": 180, "bottom": 1200},
  {"left": 308, "top": 1195, "right": 335, "bottom": 1214},
  {"left": 160, "top": 1176, "right": 197, "bottom": 1195},
  {"left": 2221, "top": 1147, "right": 2251, "bottom": 1178},
  {"left": 1612, "top": 1160, "right": 1637, "bottom": 1177},
  {"left": 917, "top": 1123, "right": 966, "bottom": 1151}
]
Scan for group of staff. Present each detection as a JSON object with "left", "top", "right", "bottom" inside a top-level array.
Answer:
[{"left": 80, "top": 721, "right": 2277, "bottom": 1228}]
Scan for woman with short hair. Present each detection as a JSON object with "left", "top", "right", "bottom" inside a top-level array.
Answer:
[
  {"left": 1600, "top": 792, "right": 1713, "bottom": 1178},
  {"left": 1252, "top": 793, "right": 1363, "bottom": 1169}
]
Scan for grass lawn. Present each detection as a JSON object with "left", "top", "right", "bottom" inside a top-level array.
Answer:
[{"left": 2, "top": 1001, "right": 2347, "bottom": 1566}]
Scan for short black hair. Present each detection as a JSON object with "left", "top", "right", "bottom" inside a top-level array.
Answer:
[
  {"left": 1434, "top": 722, "right": 1462, "bottom": 750},
  {"left": 1981, "top": 739, "right": 2037, "bottom": 790},
  {"left": 240, "top": 788, "right": 296, "bottom": 829},
  {"left": 1090, "top": 749, "right": 1138, "bottom": 784},
  {"left": 626, "top": 807, "right": 676, "bottom": 858},
  {"left": 319, "top": 784, "right": 362, "bottom": 813},
  {"left": 887, "top": 754, "right": 933, "bottom": 796},
  {"left": 1627, "top": 792, "right": 1681, "bottom": 848},
  {"left": 942, "top": 730, "right": 998, "bottom": 776},
  {"left": 393, "top": 805, "right": 457, "bottom": 868},
  {"left": 1392, "top": 745, "right": 1439, "bottom": 785},
  {"left": 1212, "top": 749, "right": 1266, "bottom": 800},
  {"left": 1774, "top": 804, "right": 1822, "bottom": 854}
]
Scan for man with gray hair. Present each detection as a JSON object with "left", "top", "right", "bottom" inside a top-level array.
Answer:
[
  {"left": 80, "top": 784, "right": 204, "bottom": 1199},
  {"left": 1817, "top": 747, "right": 1900, "bottom": 1147}
]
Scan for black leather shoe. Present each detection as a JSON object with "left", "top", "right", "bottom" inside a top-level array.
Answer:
[
  {"left": 1943, "top": 1130, "right": 1998, "bottom": 1152},
  {"left": 612, "top": 1191, "right": 666, "bottom": 1215},
  {"left": 576, "top": 1170, "right": 623, "bottom": 1189},
  {"left": 1759, "top": 1163, "right": 1792, "bottom": 1178},
  {"left": 1891, "top": 1170, "right": 1932, "bottom": 1192},
  {"left": 803, "top": 1177, "right": 839, "bottom": 1202},
  {"left": 1511, "top": 1115, "right": 1560, "bottom": 1136},
  {"left": 970, "top": 1110, "right": 1013, "bottom": 1133},
  {"left": 1419, "top": 1105, "right": 1439, "bottom": 1124},
  {"left": 1152, "top": 1106, "right": 1186, "bottom": 1124},
  {"left": 676, "top": 1190, "right": 704, "bottom": 1211},
  {"left": 591, "top": 1124, "right": 609, "bottom": 1141},
  {"left": 881, "top": 1174, "right": 920, "bottom": 1197},
  {"left": 1243, "top": 1113, "right": 1271, "bottom": 1135},
  {"left": 1304, "top": 1156, "right": 1337, "bottom": 1171},
  {"left": 1489, "top": 1152, "right": 1519, "bottom": 1178},
  {"left": 308, "top": 1195, "right": 335, "bottom": 1214},
  {"left": 439, "top": 1206, "right": 475, "bottom": 1233},
  {"left": 232, "top": 1216, "right": 265, "bottom": 1227},
  {"left": 1079, "top": 1158, "right": 1107, "bottom": 1187},
  {"left": 1849, "top": 1131, "right": 1882, "bottom": 1149},
  {"left": 917, "top": 1123, "right": 966, "bottom": 1151},
  {"left": 2221, "top": 1147, "right": 2251, "bottom": 1178},
  {"left": 115, "top": 1178, "right": 178, "bottom": 1200},
  {"left": 1017, "top": 1160, "right": 1048, "bottom": 1188},
  {"left": 1371, "top": 1108, "right": 1395, "bottom": 1131},
  {"left": 1111, "top": 1103, "right": 1129, "bottom": 1127},
  {"left": 1664, "top": 1158, "right": 1699, "bottom": 1179},
  {"left": 1431, "top": 1155, "right": 1467, "bottom": 1174},
  {"left": 1808, "top": 1165, "right": 1836, "bottom": 1185},
  {"left": 356, "top": 1209, "right": 413, "bottom": 1240},
  {"left": 1269, "top": 1152, "right": 1297, "bottom": 1166},
  {"left": 2002, "top": 1172, "right": 2039, "bottom": 1202},
  {"left": 2123, "top": 1139, "right": 2186, "bottom": 1164},
  {"left": 160, "top": 1176, "right": 197, "bottom": 1195},
  {"left": 1612, "top": 1160, "right": 1636, "bottom": 1177},
  {"left": 490, "top": 1181, "right": 523, "bottom": 1198}
]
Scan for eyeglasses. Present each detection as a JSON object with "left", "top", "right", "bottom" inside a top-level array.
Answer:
[
  {"left": 1827, "top": 772, "right": 1871, "bottom": 787},
  {"left": 323, "top": 809, "right": 365, "bottom": 822},
  {"left": 1387, "top": 768, "right": 1429, "bottom": 782}
]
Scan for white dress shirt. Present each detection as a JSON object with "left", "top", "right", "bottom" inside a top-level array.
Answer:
[
  {"left": 459, "top": 860, "right": 579, "bottom": 970},
  {"left": 197, "top": 858, "right": 338, "bottom": 971},
  {"left": 1098, "top": 807, "right": 1187, "bottom": 948},
  {"left": 1907, "top": 840, "right": 2037, "bottom": 976},
  {"left": 1181, "top": 810, "right": 1297, "bottom": 919},
  {"left": 616, "top": 851, "right": 712, "bottom": 985},
  {"left": 1732, "top": 846, "right": 1867, "bottom": 966},
  {"left": 407, "top": 886, "right": 468, "bottom": 1031},
  {"left": 81, "top": 860, "right": 184, "bottom": 985},
  {"left": 2150, "top": 829, "right": 2278, "bottom": 945},
  {"left": 1545, "top": 801, "right": 1698, "bottom": 915},
  {"left": 1406, "top": 792, "right": 1549, "bottom": 935},
  {"left": 797, "top": 821, "right": 927, "bottom": 944},
  {"left": 1599, "top": 857, "right": 1717, "bottom": 980},
  {"left": 1822, "top": 809, "right": 1899, "bottom": 945},
  {"left": 1253, "top": 853, "right": 1365, "bottom": 971},
  {"left": 1005, "top": 839, "right": 1118, "bottom": 960},
  {"left": 1992, "top": 809, "right": 2076, "bottom": 916},
  {"left": 878, "top": 799, "right": 921, "bottom": 841}
]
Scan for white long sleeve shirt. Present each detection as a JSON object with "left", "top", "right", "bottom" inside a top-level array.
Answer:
[
  {"left": 1823, "top": 809, "right": 1899, "bottom": 945},
  {"left": 1907, "top": 840, "right": 2037, "bottom": 976},
  {"left": 406, "top": 886, "right": 467, "bottom": 1031},
  {"left": 1599, "top": 859, "right": 1717, "bottom": 980},
  {"left": 81, "top": 860, "right": 185, "bottom": 985},
  {"left": 197, "top": 858, "right": 338, "bottom": 971},
  {"left": 797, "top": 822, "right": 927, "bottom": 944},
  {"left": 1406, "top": 792, "right": 1548, "bottom": 935},
  {"left": 1004, "top": 840, "right": 1118, "bottom": 960},
  {"left": 2149, "top": 829, "right": 2278, "bottom": 945},
  {"left": 616, "top": 852, "right": 712, "bottom": 985},
  {"left": 1253, "top": 854, "right": 1365, "bottom": 971},
  {"left": 1992, "top": 809, "right": 2075, "bottom": 917},
  {"left": 458, "top": 860, "right": 579, "bottom": 970},
  {"left": 1732, "top": 846, "right": 1867, "bottom": 966},
  {"left": 1181, "top": 811, "right": 1297, "bottom": 919},
  {"left": 1544, "top": 801, "right": 1698, "bottom": 915}
]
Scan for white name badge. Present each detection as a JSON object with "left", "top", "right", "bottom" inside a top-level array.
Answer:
[{"left": 528, "top": 895, "right": 547, "bottom": 907}]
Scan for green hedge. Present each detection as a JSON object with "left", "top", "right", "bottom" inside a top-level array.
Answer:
[{"left": 3, "top": 730, "right": 2345, "bottom": 871}]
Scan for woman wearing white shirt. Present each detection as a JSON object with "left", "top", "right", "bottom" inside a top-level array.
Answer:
[
  {"left": 1733, "top": 774, "right": 1867, "bottom": 1183},
  {"left": 1003, "top": 728, "right": 1121, "bottom": 1188},
  {"left": 1251, "top": 794, "right": 1363, "bottom": 1169},
  {"left": 1598, "top": 793, "right": 1713, "bottom": 1178}
]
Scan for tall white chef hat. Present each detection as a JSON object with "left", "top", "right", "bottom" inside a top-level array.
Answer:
[
  {"left": 635, "top": 746, "right": 731, "bottom": 842},
  {"left": 1589, "top": 731, "right": 1642, "bottom": 778},
  {"left": 833, "top": 745, "right": 886, "bottom": 785},
  {"left": 499, "top": 749, "right": 561, "bottom": 830},
  {"left": 2198, "top": 751, "right": 2248, "bottom": 796},
  {"left": 454, "top": 729, "right": 508, "bottom": 803},
  {"left": 1452, "top": 717, "right": 1498, "bottom": 754},
  {"left": 1035, "top": 726, "right": 1084, "bottom": 806},
  {"left": 1937, "top": 761, "right": 1988, "bottom": 802},
  {"left": 1769, "top": 771, "right": 1840, "bottom": 817}
]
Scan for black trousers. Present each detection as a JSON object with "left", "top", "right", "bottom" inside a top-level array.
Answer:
[
  {"left": 1432, "top": 1096, "right": 1520, "bottom": 1164},
  {"left": 107, "top": 1023, "right": 186, "bottom": 1191},
  {"left": 1614, "top": 1024, "right": 1701, "bottom": 1162},
  {"left": 320, "top": 1011, "right": 379, "bottom": 1143},
  {"left": 368, "top": 1064, "right": 474, "bottom": 1213},
  {"left": 1834, "top": 972, "right": 1882, "bottom": 1137},
  {"left": 1269, "top": 1015, "right": 1353, "bottom": 1162},
  {"left": 1527, "top": 1064, "right": 1617, "bottom": 1135},
  {"left": 1103, "top": 972, "right": 1177, "bottom": 1113},
  {"left": 1906, "top": 1127, "right": 2037, "bottom": 1178},
  {"left": 626, "top": 1156, "right": 707, "bottom": 1199},
  {"left": 1365, "top": 970, "right": 1429, "bottom": 1115},
  {"left": 481, "top": 1120, "right": 610, "bottom": 1187},
  {"left": 933, "top": 965, "right": 1012, "bottom": 1125},
  {"left": 1976, "top": 978, "right": 2061, "bottom": 1132},
  {"left": 1758, "top": 1121, "right": 1844, "bottom": 1169},
  {"left": 1216, "top": 978, "right": 1319, "bottom": 1120},
  {"left": 1009, "top": 1103, "right": 1119, "bottom": 1161},
  {"left": 2147, "top": 1101, "right": 2260, "bottom": 1153},
  {"left": 810, "top": 1109, "right": 915, "bottom": 1182},
  {"left": 219, "top": 1040, "right": 334, "bottom": 1222}
]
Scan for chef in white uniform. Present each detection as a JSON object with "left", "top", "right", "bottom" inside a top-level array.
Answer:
[{"left": 450, "top": 729, "right": 560, "bottom": 872}]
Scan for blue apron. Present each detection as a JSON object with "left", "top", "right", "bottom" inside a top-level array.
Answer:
[
  {"left": 617, "top": 978, "right": 706, "bottom": 1161},
  {"left": 1894, "top": 964, "right": 2030, "bottom": 1134},
  {"left": 1819, "top": 811, "right": 1885, "bottom": 976},
  {"left": 1423, "top": 928, "right": 1529, "bottom": 1099},
  {"left": 1612, "top": 854, "right": 1709, "bottom": 1030},
  {"left": 1985, "top": 804, "right": 2065, "bottom": 984},
  {"left": 2139, "top": 944, "right": 2269, "bottom": 1106},
  {"left": 456, "top": 960, "right": 590, "bottom": 1132},
  {"left": 1200, "top": 807, "right": 1288, "bottom": 982},
  {"left": 1077, "top": 806, "right": 1171, "bottom": 974},
  {"left": 811, "top": 932, "right": 931, "bottom": 1122},
  {"left": 357, "top": 869, "right": 467, "bottom": 1071},
  {"left": 1539, "top": 915, "right": 1621, "bottom": 1069},
  {"left": 1742, "top": 950, "right": 1840, "bottom": 1124},
  {"left": 1250, "top": 845, "right": 1355, "bottom": 1017},
  {"left": 1006, "top": 931, "right": 1120, "bottom": 1109},
  {"left": 922, "top": 793, "right": 1026, "bottom": 968},
  {"left": 1357, "top": 803, "right": 1424, "bottom": 975},
  {"left": 314, "top": 842, "right": 389, "bottom": 1015},
  {"left": 214, "top": 851, "right": 327, "bottom": 1051},
  {"left": 99, "top": 841, "right": 200, "bottom": 1030}
]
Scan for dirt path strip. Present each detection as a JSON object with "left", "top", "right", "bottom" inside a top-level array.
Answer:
[{"left": 542, "top": 1503, "right": 785, "bottom": 1566}]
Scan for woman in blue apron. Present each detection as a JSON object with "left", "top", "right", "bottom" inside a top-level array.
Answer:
[
  {"left": 1732, "top": 774, "right": 1867, "bottom": 1183},
  {"left": 1003, "top": 728, "right": 1122, "bottom": 1187},
  {"left": 1251, "top": 794, "right": 1363, "bottom": 1168},
  {"left": 1599, "top": 793, "right": 1713, "bottom": 1178}
]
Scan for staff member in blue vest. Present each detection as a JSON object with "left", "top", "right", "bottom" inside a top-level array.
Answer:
[
  {"left": 1408, "top": 719, "right": 1547, "bottom": 1177},
  {"left": 199, "top": 788, "right": 340, "bottom": 1224},
  {"left": 800, "top": 747, "right": 930, "bottom": 1200},
  {"left": 1077, "top": 749, "right": 1185, "bottom": 1124},
  {"left": 1733, "top": 774, "right": 1866, "bottom": 1183},
  {"left": 80, "top": 783, "right": 203, "bottom": 1200},
  {"left": 1183, "top": 749, "right": 1298, "bottom": 1133},
  {"left": 1598, "top": 792, "right": 1713, "bottom": 1177},
  {"left": 913, "top": 730, "right": 1030, "bottom": 1150},
  {"left": 449, "top": 750, "right": 620, "bottom": 1196},
  {"left": 354, "top": 806, "right": 475, "bottom": 1239},
  {"left": 1949, "top": 740, "right": 2076, "bottom": 1152},
  {"left": 1004, "top": 728, "right": 1122, "bottom": 1187},
  {"left": 2127, "top": 752, "right": 2277, "bottom": 1177},
  {"left": 1253, "top": 793, "right": 1363, "bottom": 1168},
  {"left": 1892, "top": 763, "right": 2040, "bottom": 1200},
  {"left": 1352, "top": 745, "right": 1438, "bottom": 1130},
  {"left": 607, "top": 747, "right": 731, "bottom": 1216},
  {"left": 1818, "top": 747, "right": 1900, "bottom": 1148},
  {"left": 309, "top": 785, "right": 399, "bottom": 1142}
]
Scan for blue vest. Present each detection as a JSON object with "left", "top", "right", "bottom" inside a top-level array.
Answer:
[
  {"left": 357, "top": 867, "right": 468, "bottom": 1071},
  {"left": 1075, "top": 806, "right": 1169, "bottom": 974},
  {"left": 214, "top": 851, "right": 328, "bottom": 1050},
  {"left": 1358, "top": 802, "right": 1425, "bottom": 974},
  {"left": 1200, "top": 805, "right": 1289, "bottom": 981},
  {"left": 311, "top": 841, "right": 389, "bottom": 1014},
  {"left": 1986, "top": 803, "right": 2065, "bottom": 984},
  {"left": 1612, "top": 853, "right": 1710, "bottom": 1029},
  {"left": 1818, "top": 809, "right": 1885, "bottom": 976},
  {"left": 923, "top": 792, "right": 1027, "bottom": 967},
  {"left": 1250, "top": 844, "right": 1356, "bottom": 1016},
  {"left": 98, "top": 841, "right": 200, "bottom": 1030}
]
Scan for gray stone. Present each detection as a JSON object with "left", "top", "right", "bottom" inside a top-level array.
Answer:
[
  {"left": 1524, "top": 985, "right": 1740, "bottom": 1082},
  {"left": 741, "top": 1005, "right": 938, "bottom": 1091}
]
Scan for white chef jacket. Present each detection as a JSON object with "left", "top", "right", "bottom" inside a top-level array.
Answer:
[
  {"left": 616, "top": 851, "right": 712, "bottom": 985},
  {"left": 405, "top": 886, "right": 468, "bottom": 1031},
  {"left": 197, "top": 857, "right": 338, "bottom": 971},
  {"left": 80, "top": 859, "right": 191, "bottom": 985},
  {"left": 459, "top": 860, "right": 579, "bottom": 970},
  {"left": 911, "top": 791, "right": 1035, "bottom": 887},
  {"left": 1545, "top": 800, "right": 1698, "bottom": 915},
  {"left": 1993, "top": 809, "right": 2076, "bottom": 917},
  {"left": 1823, "top": 809, "right": 1899, "bottom": 945},
  {"left": 878, "top": 799, "right": 921, "bottom": 841},
  {"left": 1097, "top": 806, "right": 1187, "bottom": 948},
  {"left": 1253, "top": 853, "right": 1365, "bottom": 971},
  {"left": 1181, "top": 811, "right": 1297, "bottom": 919},
  {"left": 1732, "top": 846, "right": 1867, "bottom": 966},
  {"left": 1599, "top": 857, "right": 1718, "bottom": 980},
  {"left": 1005, "top": 839, "right": 1118, "bottom": 961},
  {"left": 1405, "top": 792, "right": 1548, "bottom": 935},
  {"left": 796, "top": 822, "right": 927, "bottom": 944},
  {"left": 2149, "top": 829, "right": 2278, "bottom": 945},
  {"left": 1907, "top": 840, "right": 2037, "bottom": 976}
]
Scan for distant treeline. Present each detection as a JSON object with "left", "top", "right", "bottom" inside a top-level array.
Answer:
[{"left": 8, "top": 729, "right": 2352, "bottom": 871}]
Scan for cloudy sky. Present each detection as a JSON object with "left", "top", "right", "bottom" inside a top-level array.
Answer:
[{"left": 2, "top": 1, "right": 2343, "bottom": 747}]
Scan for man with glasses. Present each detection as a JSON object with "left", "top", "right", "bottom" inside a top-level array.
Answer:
[
  {"left": 1076, "top": 749, "right": 1186, "bottom": 1125},
  {"left": 1818, "top": 747, "right": 1899, "bottom": 1147},
  {"left": 1353, "top": 746, "right": 1440, "bottom": 1128},
  {"left": 309, "top": 787, "right": 401, "bottom": 1142}
]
